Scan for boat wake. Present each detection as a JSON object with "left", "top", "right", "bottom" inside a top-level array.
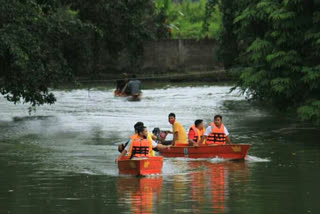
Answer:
[
  {"left": 209, "top": 157, "right": 229, "bottom": 163},
  {"left": 245, "top": 155, "right": 270, "bottom": 162}
]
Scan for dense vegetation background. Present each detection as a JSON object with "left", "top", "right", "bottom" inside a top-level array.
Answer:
[{"left": 0, "top": 0, "right": 319, "bottom": 122}]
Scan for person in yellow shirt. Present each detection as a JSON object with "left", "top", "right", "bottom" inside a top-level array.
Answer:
[{"left": 167, "top": 113, "right": 187, "bottom": 145}]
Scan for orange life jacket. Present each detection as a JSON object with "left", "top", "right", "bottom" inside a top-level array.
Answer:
[
  {"left": 189, "top": 125, "right": 205, "bottom": 144},
  {"left": 206, "top": 124, "right": 226, "bottom": 145},
  {"left": 130, "top": 134, "right": 138, "bottom": 140},
  {"left": 127, "top": 135, "right": 153, "bottom": 158}
]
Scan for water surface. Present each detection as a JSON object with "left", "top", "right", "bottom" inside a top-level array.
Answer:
[{"left": 0, "top": 83, "right": 319, "bottom": 214}]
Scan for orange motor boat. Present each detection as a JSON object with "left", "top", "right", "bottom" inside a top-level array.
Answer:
[
  {"left": 159, "top": 144, "right": 250, "bottom": 160},
  {"left": 118, "top": 156, "right": 163, "bottom": 176}
]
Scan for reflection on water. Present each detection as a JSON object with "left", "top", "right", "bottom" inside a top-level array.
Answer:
[
  {"left": 117, "top": 176, "right": 162, "bottom": 214},
  {"left": 0, "top": 83, "right": 319, "bottom": 214},
  {"left": 188, "top": 161, "right": 248, "bottom": 213},
  {"left": 116, "top": 163, "right": 247, "bottom": 214}
]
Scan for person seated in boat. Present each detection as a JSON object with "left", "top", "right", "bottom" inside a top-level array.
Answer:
[
  {"left": 118, "top": 122, "right": 157, "bottom": 153},
  {"left": 197, "top": 115, "right": 231, "bottom": 146},
  {"left": 167, "top": 113, "right": 187, "bottom": 146},
  {"left": 188, "top": 119, "right": 205, "bottom": 146},
  {"left": 127, "top": 74, "right": 141, "bottom": 97},
  {"left": 116, "top": 126, "right": 171, "bottom": 161},
  {"left": 114, "top": 73, "right": 129, "bottom": 96},
  {"left": 152, "top": 128, "right": 171, "bottom": 145}
]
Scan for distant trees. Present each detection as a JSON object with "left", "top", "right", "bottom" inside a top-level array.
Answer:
[
  {"left": 0, "top": 0, "right": 90, "bottom": 107},
  {"left": 0, "top": 0, "right": 167, "bottom": 107}
]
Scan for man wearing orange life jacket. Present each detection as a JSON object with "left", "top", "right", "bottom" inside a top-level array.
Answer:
[
  {"left": 116, "top": 126, "right": 171, "bottom": 162},
  {"left": 118, "top": 122, "right": 157, "bottom": 153},
  {"left": 197, "top": 115, "right": 231, "bottom": 146},
  {"left": 188, "top": 119, "right": 205, "bottom": 145}
]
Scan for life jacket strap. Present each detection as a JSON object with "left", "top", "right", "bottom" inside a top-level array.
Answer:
[{"left": 130, "top": 146, "right": 149, "bottom": 159}]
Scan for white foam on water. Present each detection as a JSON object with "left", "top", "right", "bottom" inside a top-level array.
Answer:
[
  {"left": 209, "top": 157, "right": 230, "bottom": 163},
  {"left": 161, "top": 159, "right": 190, "bottom": 176},
  {"left": 245, "top": 155, "right": 270, "bottom": 162},
  {"left": 167, "top": 157, "right": 211, "bottom": 162}
]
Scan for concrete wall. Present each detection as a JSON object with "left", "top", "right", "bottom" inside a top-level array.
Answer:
[{"left": 142, "top": 39, "right": 221, "bottom": 73}]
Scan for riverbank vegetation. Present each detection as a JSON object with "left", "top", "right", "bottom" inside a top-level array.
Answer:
[
  {"left": 205, "top": 0, "right": 320, "bottom": 122},
  {"left": 1, "top": 0, "right": 319, "bottom": 122},
  {"left": 0, "top": 0, "right": 167, "bottom": 107}
]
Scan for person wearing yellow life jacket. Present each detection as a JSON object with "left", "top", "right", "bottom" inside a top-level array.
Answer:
[
  {"left": 197, "top": 115, "right": 231, "bottom": 145},
  {"left": 116, "top": 126, "right": 171, "bottom": 162},
  {"left": 167, "top": 113, "right": 187, "bottom": 146},
  {"left": 188, "top": 119, "right": 205, "bottom": 145}
]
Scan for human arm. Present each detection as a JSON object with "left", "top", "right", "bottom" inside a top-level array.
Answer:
[
  {"left": 156, "top": 143, "right": 171, "bottom": 150},
  {"left": 151, "top": 134, "right": 157, "bottom": 141},
  {"left": 226, "top": 135, "right": 231, "bottom": 144},
  {"left": 115, "top": 149, "right": 127, "bottom": 163},
  {"left": 224, "top": 127, "right": 231, "bottom": 144},
  {"left": 196, "top": 135, "right": 207, "bottom": 146},
  {"left": 172, "top": 131, "right": 178, "bottom": 146},
  {"left": 197, "top": 126, "right": 211, "bottom": 146},
  {"left": 188, "top": 129, "right": 197, "bottom": 145}
]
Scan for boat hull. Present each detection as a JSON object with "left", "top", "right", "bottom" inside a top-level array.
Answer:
[
  {"left": 159, "top": 144, "right": 250, "bottom": 160},
  {"left": 127, "top": 94, "right": 141, "bottom": 102},
  {"left": 118, "top": 156, "right": 163, "bottom": 176}
]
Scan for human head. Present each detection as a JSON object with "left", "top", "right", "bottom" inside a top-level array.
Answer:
[
  {"left": 134, "top": 122, "right": 144, "bottom": 133},
  {"left": 168, "top": 113, "right": 176, "bottom": 124},
  {"left": 194, "top": 119, "right": 204, "bottom": 130},
  {"left": 137, "top": 126, "right": 148, "bottom": 138},
  {"left": 132, "top": 74, "right": 137, "bottom": 79},
  {"left": 213, "top": 115, "right": 222, "bottom": 127},
  {"left": 123, "top": 72, "right": 129, "bottom": 82}
]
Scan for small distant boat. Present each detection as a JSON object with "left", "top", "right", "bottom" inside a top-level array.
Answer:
[
  {"left": 114, "top": 91, "right": 141, "bottom": 101},
  {"left": 127, "top": 94, "right": 141, "bottom": 102},
  {"left": 114, "top": 91, "right": 127, "bottom": 97},
  {"left": 159, "top": 144, "right": 250, "bottom": 160},
  {"left": 117, "top": 156, "right": 163, "bottom": 176}
]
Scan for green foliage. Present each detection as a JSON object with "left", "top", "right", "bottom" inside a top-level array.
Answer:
[
  {"left": 0, "top": 0, "right": 91, "bottom": 108},
  {"left": 0, "top": 0, "right": 162, "bottom": 107},
  {"left": 216, "top": 0, "right": 320, "bottom": 122},
  {"left": 155, "top": 0, "right": 221, "bottom": 39},
  {"left": 68, "top": 0, "right": 159, "bottom": 72}
]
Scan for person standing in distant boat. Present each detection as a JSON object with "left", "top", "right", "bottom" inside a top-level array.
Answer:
[
  {"left": 167, "top": 113, "right": 187, "bottom": 145},
  {"left": 197, "top": 115, "right": 231, "bottom": 146},
  {"left": 115, "top": 73, "right": 129, "bottom": 96},
  {"left": 127, "top": 74, "right": 141, "bottom": 96}
]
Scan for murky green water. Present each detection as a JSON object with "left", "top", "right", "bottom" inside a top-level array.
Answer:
[{"left": 0, "top": 83, "right": 319, "bottom": 214}]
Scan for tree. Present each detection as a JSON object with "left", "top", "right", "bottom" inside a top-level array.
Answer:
[
  {"left": 0, "top": 0, "right": 162, "bottom": 108},
  {"left": 0, "top": 0, "right": 90, "bottom": 108},
  {"left": 212, "top": 0, "right": 320, "bottom": 122}
]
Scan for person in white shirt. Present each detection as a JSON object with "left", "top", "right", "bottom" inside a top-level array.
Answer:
[{"left": 197, "top": 115, "right": 231, "bottom": 145}]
